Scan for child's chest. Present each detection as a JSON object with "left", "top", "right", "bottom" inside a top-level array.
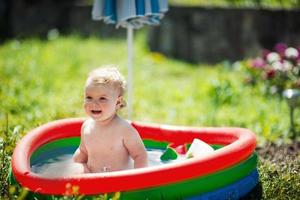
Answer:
[{"left": 83, "top": 127, "right": 126, "bottom": 155}]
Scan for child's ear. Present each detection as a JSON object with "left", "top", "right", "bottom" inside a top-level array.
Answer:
[
  {"left": 116, "top": 96, "right": 126, "bottom": 109},
  {"left": 116, "top": 96, "right": 123, "bottom": 108}
]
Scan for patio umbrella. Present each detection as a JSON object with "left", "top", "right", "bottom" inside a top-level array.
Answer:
[{"left": 92, "top": 0, "right": 168, "bottom": 118}]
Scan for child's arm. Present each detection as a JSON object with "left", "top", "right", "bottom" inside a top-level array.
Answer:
[
  {"left": 73, "top": 123, "right": 88, "bottom": 163},
  {"left": 73, "top": 145, "right": 88, "bottom": 163},
  {"left": 124, "top": 126, "right": 148, "bottom": 168}
]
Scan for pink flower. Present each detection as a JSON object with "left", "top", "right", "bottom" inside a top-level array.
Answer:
[
  {"left": 262, "top": 49, "right": 271, "bottom": 60},
  {"left": 297, "top": 46, "right": 300, "bottom": 60},
  {"left": 251, "top": 57, "right": 266, "bottom": 69},
  {"left": 274, "top": 42, "right": 287, "bottom": 56}
]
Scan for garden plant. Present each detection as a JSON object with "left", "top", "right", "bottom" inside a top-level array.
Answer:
[{"left": 243, "top": 43, "right": 300, "bottom": 96}]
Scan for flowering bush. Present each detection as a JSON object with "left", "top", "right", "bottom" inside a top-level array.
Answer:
[{"left": 244, "top": 43, "right": 300, "bottom": 95}]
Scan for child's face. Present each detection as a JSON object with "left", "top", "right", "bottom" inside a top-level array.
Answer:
[{"left": 84, "top": 83, "right": 121, "bottom": 122}]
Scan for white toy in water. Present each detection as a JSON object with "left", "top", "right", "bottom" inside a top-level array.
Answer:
[{"left": 186, "top": 138, "right": 215, "bottom": 159}]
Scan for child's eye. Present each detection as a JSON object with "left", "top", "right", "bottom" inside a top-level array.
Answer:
[
  {"left": 85, "top": 96, "right": 92, "bottom": 100},
  {"left": 99, "top": 97, "right": 107, "bottom": 101}
]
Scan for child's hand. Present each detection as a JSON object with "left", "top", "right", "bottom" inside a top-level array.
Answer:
[
  {"left": 73, "top": 147, "right": 88, "bottom": 163},
  {"left": 70, "top": 162, "right": 90, "bottom": 174}
]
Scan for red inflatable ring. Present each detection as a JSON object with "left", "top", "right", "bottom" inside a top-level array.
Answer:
[{"left": 12, "top": 118, "right": 256, "bottom": 195}]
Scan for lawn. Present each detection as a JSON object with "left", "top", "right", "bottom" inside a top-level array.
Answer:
[{"left": 0, "top": 32, "right": 299, "bottom": 199}]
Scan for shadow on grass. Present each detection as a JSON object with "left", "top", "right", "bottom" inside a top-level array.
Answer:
[{"left": 240, "top": 181, "right": 263, "bottom": 200}]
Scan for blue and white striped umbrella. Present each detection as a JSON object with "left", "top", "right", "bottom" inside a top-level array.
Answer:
[
  {"left": 92, "top": 0, "right": 168, "bottom": 118},
  {"left": 92, "top": 0, "right": 168, "bottom": 29}
]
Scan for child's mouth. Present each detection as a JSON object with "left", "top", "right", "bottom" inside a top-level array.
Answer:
[{"left": 91, "top": 110, "right": 102, "bottom": 115}]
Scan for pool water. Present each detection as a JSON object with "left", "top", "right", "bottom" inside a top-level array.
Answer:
[{"left": 31, "top": 149, "right": 184, "bottom": 177}]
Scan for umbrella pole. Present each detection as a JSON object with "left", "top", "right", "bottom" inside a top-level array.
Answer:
[{"left": 127, "top": 26, "right": 133, "bottom": 119}]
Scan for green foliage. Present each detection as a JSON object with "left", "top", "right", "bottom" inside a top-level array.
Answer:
[
  {"left": 209, "top": 79, "right": 239, "bottom": 106},
  {"left": 259, "top": 157, "right": 300, "bottom": 199},
  {"left": 0, "top": 33, "right": 299, "bottom": 199}
]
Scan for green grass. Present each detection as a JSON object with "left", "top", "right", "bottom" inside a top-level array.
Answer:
[
  {"left": 258, "top": 157, "right": 300, "bottom": 200},
  {"left": 0, "top": 32, "right": 299, "bottom": 199}
]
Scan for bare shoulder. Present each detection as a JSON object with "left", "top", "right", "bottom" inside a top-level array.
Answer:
[
  {"left": 81, "top": 118, "right": 93, "bottom": 135},
  {"left": 116, "top": 117, "right": 139, "bottom": 136}
]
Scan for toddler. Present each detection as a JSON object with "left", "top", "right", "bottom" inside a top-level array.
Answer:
[{"left": 73, "top": 66, "right": 148, "bottom": 173}]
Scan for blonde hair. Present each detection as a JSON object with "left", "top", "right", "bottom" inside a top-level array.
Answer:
[{"left": 86, "top": 65, "right": 127, "bottom": 108}]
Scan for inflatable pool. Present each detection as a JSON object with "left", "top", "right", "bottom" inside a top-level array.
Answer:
[{"left": 11, "top": 118, "right": 258, "bottom": 199}]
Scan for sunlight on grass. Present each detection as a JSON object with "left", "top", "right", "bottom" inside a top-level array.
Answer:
[{"left": 0, "top": 33, "right": 293, "bottom": 146}]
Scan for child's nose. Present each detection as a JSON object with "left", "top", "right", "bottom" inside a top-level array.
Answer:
[
  {"left": 88, "top": 99, "right": 100, "bottom": 107},
  {"left": 92, "top": 100, "right": 100, "bottom": 106}
]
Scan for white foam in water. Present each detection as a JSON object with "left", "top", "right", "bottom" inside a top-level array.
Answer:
[
  {"left": 31, "top": 154, "right": 86, "bottom": 177},
  {"left": 31, "top": 149, "right": 183, "bottom": 178}
]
